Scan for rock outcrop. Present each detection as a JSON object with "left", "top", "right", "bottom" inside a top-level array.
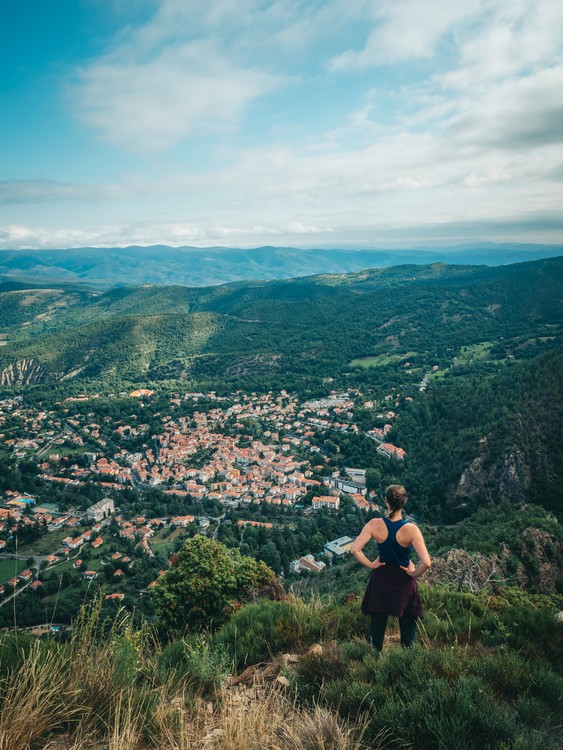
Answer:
[
  {"left": 427, "top": 530, "right": 562, "bottom": 594},
  {"left": 0, "top": 358, "right": 45, "bottom": 386},
  {"left": 519, "top": 527, "right": 562, "bottom": 593},
  {"left": 425, "top": 549, "right": 502, "bottom": 592},
  {"left": 452, "top": 440, "right": 531, "bottom": 506}
]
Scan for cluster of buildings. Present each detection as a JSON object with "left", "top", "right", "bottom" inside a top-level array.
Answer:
[
  {"left": 0, "top": 386, "right": 416, "bottom": 595},
  {"left": 290, "top": 535, "right": 354, "bottom": 574},
  {"left": 1, "top": 390, "right": 408, "bottom": 506},
  {"left": 0, "top": 492, "right": 43, "bottom": 545}
]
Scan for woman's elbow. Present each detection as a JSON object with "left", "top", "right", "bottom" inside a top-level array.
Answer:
[{"left": 350, "top": 544, "right": 361, "bottom": 560}]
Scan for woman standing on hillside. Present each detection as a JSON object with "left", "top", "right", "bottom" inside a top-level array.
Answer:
[{"left": 351, "top": 485, "right": 431, "bottom": 651}]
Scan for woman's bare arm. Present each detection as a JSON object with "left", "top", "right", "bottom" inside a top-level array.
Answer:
[{"left": 350, "top": 521, "right": 386, "bottom": 570}]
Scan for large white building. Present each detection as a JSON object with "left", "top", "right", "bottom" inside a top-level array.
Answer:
[
  {"left": 86, "top": 497, "right": 115, "bottom": 522},
  {"left": 328, "top": 477, "right": 367, "bottom": 495},
  {"left": 312, "top": 495, "right": 340, "bottom": 510},
  {"left": 344, "top": 468, "right": 366, "bottom": 486},
  {"left": 324, "top": 536, "right": 354, "bottom": 556}
]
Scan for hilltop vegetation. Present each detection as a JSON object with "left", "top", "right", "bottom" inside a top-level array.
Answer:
[{"left": 0, "top": 564, "right": 561, "bottom": 750}]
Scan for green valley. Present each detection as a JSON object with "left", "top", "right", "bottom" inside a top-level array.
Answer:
[{"left": 0, "top": 256, "right": 561, "bottom": 750}]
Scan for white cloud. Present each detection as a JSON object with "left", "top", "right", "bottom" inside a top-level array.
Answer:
[
  {"left": 6, "top": 0, "right": 562, "bottom": 247},
  {"left": 330, "top": 0, "right": 485, "bottom": 70},
  {"left": 439, "top": 0, "right": 563, "bottom": 89},
  {"left": 446, "top": 66, "right": 563, "bottom": 149},
  {"left": 67, "top": 0, "right": 342, "bottom": 152},
  {"left": 70, "top": 41, "right": 281, "bottom": 152},
  {"left": 0, "top": 220, "right": 335, "bottom": 250}
]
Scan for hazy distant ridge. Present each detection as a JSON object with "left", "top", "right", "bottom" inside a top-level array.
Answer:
[{"left": 0, "top": 243, "right": 561, "bottom": 289}]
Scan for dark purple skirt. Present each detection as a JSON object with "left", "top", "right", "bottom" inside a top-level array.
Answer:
[{"left": 361, "top": 564, "right": 424, "bottom": 619}]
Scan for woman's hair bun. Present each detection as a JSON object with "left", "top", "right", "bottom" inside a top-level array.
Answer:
[{"left": 385, "top": 484, "right": 408, "bottom": 512}]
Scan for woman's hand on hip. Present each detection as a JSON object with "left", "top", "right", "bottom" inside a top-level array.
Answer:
[
  {"left": 370, "top": 556, "right": 386, "bottom": 570},
  {"left": 400, "top": 561, "right": 416, "bottom": 576}
]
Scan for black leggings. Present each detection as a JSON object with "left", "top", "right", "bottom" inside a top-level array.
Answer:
[{"left": 369, "top": 612, "right": 418, "bottom": 651}]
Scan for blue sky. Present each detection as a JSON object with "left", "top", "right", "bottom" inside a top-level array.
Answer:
[{"left": 1, "top": 0, "right": 562, "bottom": 250}]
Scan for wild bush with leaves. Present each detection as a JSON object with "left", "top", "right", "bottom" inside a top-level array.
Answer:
[
  {"left": 158, "top": 633, "right": 231, "bottom": 697},
  {"left": 292, "top": 641, "right": 562, "bottom": 749},
  {"left": 153, "top": 535, "right": 276, "bottom": 633}
]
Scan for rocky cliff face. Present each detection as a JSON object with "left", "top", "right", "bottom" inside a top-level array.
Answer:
[
  {"left": 0, "top": 358, "right": 46, "bottom": 386},
  {"left": 452, "top": 440, "right": 531, "bottom": 506},
  {"left": 517, "top": 527, "right": 562, "bottom": 593}
]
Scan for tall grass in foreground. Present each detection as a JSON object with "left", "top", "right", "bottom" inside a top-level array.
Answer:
[
  {"left": 0, "top": 586, "right": 561, "bottom": 749},
  {"left": 0, "top": 596, "right": 367, "bottom": 750},
  {"left": 0, "top": 640, "right": 80, "bottom": 750}
]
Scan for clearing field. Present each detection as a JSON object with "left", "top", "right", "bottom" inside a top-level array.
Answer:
[
  {"left": 21, "top": 528, "right": 70, "bottom": 555},
  {"left": 455, "top": 341, "right": 497, "bottom": 365},
  {"left": 42, "top": 445, "right": 87, "bottom": 458},
  {"left": 0, "top": 558, "right": 27, "bottom": 583},
  {"left": 151, "top": 527, "right": 190, "bottom": 556},
  {"left": 350, "top": 351, "right": 416, "bottom": 368},
  {"left": 41, "top": 559, "right": 76, "bottom": 579}
]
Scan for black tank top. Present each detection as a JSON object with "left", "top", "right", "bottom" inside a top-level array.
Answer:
[{"left": 377, "top": 517, "right": 412, "bottom": 566}]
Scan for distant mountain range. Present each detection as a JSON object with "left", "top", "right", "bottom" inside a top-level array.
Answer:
[
  {"left": 1, "top": 256, "right": 562, "bottom": 388},
  {"left": 0, "top": 243, "right": 561, "bottom": 289}
]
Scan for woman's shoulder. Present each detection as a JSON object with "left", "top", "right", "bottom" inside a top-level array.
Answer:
[
  {"left": 399, "top": 521, "right": 424, "bottom": 540},
  {"left": 367, "top": 517, "right": 387, "bottom": 537},
  {"left": 368, "top": 517, "right": 386, "bottom": 529}
]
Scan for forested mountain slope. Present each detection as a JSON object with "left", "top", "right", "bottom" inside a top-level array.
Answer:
[
  {"left": 0, "top": 256, "right": 561, "bottom": 387},
  {"left": 391, "top": 345, "right": 563, "bottom": 517},
  {"left": 1, "top": 256, "right": 561, "bottom": 520}
]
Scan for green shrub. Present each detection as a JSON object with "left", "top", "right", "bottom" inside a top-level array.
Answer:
[
  {"left": 324, "top": 652, "right": 516, "bottom": 749},
  {"left": 466, "top": 650, "right": 562, "bottom": 713},
  {"left": 340, "top": 638, "right": 375, "bottom": 663},
  {"left": 158, "top": 633, "right": 231, "bottom": 697},
  {"left": 214, "top": 598, "right": 323, "bottom": 668},
  {"left": 322, "top": 600, "right": 367, "bottom": 641},
  {"left": 292, "top": 640, "right": 347, "bottom": 698},
  {"left": 291, "top": 639, "right": 563, "bottom": 750},
  {"left": 482, "top": 605, "right": 563, "bottom": 666},
  {"left": 420, "top": 585, "right": 489, "bottom": 645},
  {"left": 157, "top": 639, "right": 185, "bottom": 677},
  {"left": 154, "top": 536, "right": 275, "bottom": 633}
]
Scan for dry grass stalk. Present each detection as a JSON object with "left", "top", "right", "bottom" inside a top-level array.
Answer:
[
  {"left": 42, "top": 724, "right": 103, "bottom": 750},
  {"left": 280, "top": 703, "right": 370, "bottom": 750},
  {"left": 148, "top": 683, "right": 194, "bottom": 750},
  {"left": 0, "top": 642, "right": 81, "bottom": 750},
  {"left": 106, "top": 689, "right": 142, "bottom": 750},
  {"left": 12, "top": 675, "right": 372, "bottom": 750},
  {"left": 178, "top": 687, "right": 370, "bottom": 750}
]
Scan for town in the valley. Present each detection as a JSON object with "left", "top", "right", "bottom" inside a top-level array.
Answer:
[{"left": 0, "top": 383, "right": 420, "bottom": 631}]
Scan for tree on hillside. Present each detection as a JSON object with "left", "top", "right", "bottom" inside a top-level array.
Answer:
[{"left": 153, "top": 536, "right": 276, "bottom": 632}]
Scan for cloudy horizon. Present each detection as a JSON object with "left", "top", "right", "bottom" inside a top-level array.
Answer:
[{"left": 1, "top": 0, "right": 562, "bottom": 250}]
